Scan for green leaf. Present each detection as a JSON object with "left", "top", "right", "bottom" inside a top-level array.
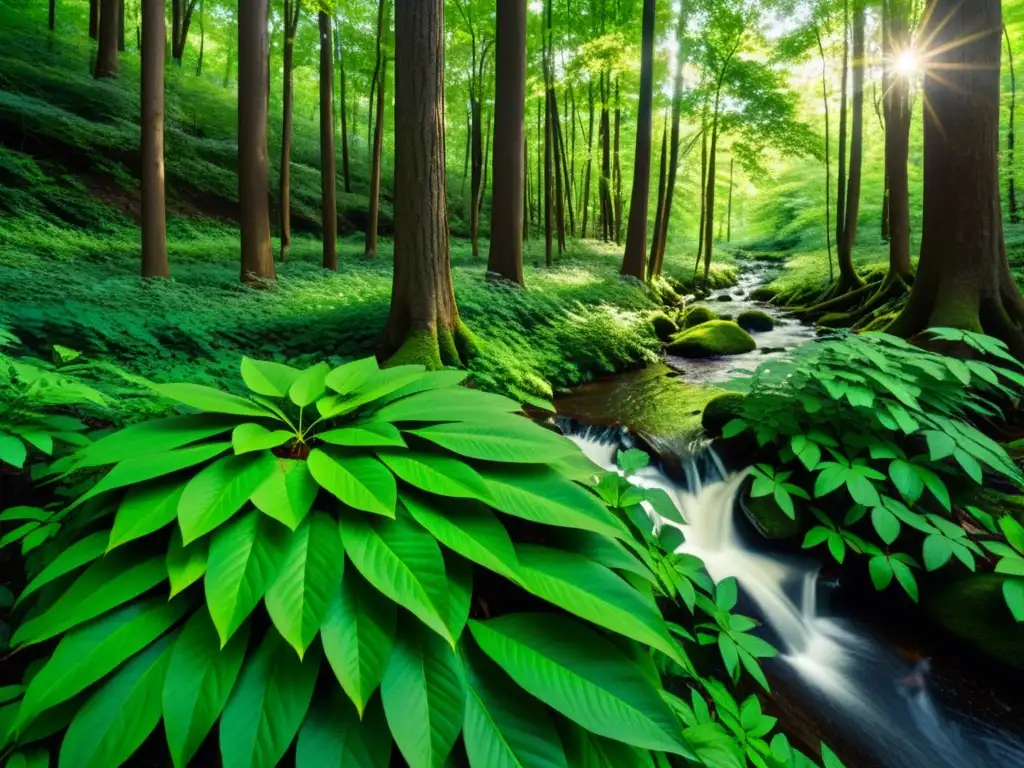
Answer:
[
  {"left": 925, "top": 431, "right": 956, "bottom": 461},
  {"left": 12, "top": 551, "right": 167, "bottom": 647},
  {"left": 813, "top": 465, "right": 847, "bottom": 498},
  {"left": 922, "top": 535, "right": 953, "bottom": 571},
  {"left": 378, "top": 451, "right": 491, "bottom": 500},
  {"left": 0, "top": 433, "right": 26, "bottom": 468},
  {"left": 1002, "top": 578, "right": 1024, "bottom": 621},
  {"left": 318, "top": 421, "right": 406, "bottom": 448},
  {"left": 375, "top": 387, "right": 522, "bottom": 423},
  {"left": 888, "top": 460, "right": 924, "bottom": 503},
  {"left": 377, "top": 369, "right": 469, "bottom": 403},
  {"left": 241, "top": 358, "right": 303, "bottom": 398},
  {"left": 289, "top": 362, "right": 330, "bottom": 407},
  {"left": 716, "top": 577, "right": 738, "bottom": 612},
  {"left": 470, "top": 614, "right": 691, "bottom": 756},
  {"left": 643, "top": 487, "right": 684, "bottom": 525},
  {"left": 718, "top": 633, "right": 739, "bottom": 680},
  {"left": 402, "top": 495, "right": 519, "bottom": 580},
  {"left": 4, "top": 749, "right": 49, "bottom": 768},
  {"left": 163, "top": 611, "right": 249, "bottom": 768},
  {"left": 772, "top": 486, "right": 795, "bottom": 519},
  {"left": 318, "top": 366, "right": 428, "bottom": 418},
  {"left": 446, "top": 554, "right": 473, "bottom": 640},
  {"left": 296, "top": 688, "right": 391, "bottom": 768},
  {"left": 167, "top": 529, "right": 209, "bottom": 598},
  {"left": 178, "top": 452, "right": 277, "bottom": 544},
  {"left": 58, "top": 633, "right": 175, "bottom": 768},
  {"left": 868, "top": 556, "right": 893, "bottom": 590},
  {"left": 890, "top": 559, "right": 919, "bottom": 602},
  {"left": 339, "top": 512, "right": 452, "bottom": 644},
  {"left": 914, "top": 465, "right": 951, "bottom": 510},
  {"left": 108, "top": 476, "right": 186, "bottom": 551},
  {"left": 265, "top": 512, "right": 345, "bottom": 658},
  {"left": 17, "top": 599, "right": 187, "bottom": 730},
  {"left": 231, "top": 424, "right": 293, "bottom": 455},
  {"left": 870, "top": 506, "right": 900, "bottom": 546},
  {"left": 321, "top": 571, "right": 397, "bottom": 717},
  {"left": 827, "top": 533, "right": 846, "bottom": 563},
  {"left": 953, "top": 449, "right": 983, "bottom": 484},
  {"left": 844, "top": 472, "right": 880, "bottom": 507},
  {"left": 408, "top": 420, "right": 578, "bottom": 463},
  {"left": 324, "top": 357, "right": 380, "bottom": 395},
  {"left": 219, "top": 629, "right": 321, "bottom": 768},
  {"left": 617, "top": 449, "right": 650, "bottom": 476},
  {"left": 205, "top": 511, "right": 290, "bottom": 646},
  {"left": 381, "top": 620, "right": 467, "bottom": 768},
  {"left": 462, "top": 644, "right": 569, "bottom": 768},
  {"left": 72, "top": 416, "right": 237, "bottom": 469},
  {"left": 17, "top": 531, "right": 107, "bottom": 605},
  {"left": 308, "top": 449, "right": 397, "bottom": 517},
  {"left": 721, "top": 419, "right": 747, "bottom": 439},
  {"left": 250, "top": 458, "right": 319, "bottom": 530},
  {"left": 154, "top": 383, "right": 272, "bottom": 418}
]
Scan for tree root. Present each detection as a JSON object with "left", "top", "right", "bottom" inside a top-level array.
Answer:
[
  {"left": 793, "top": 282, "right": 876, "bottom": 319},
  {"left": 383, "top": 321, "right": 478, "bottom": 370}
]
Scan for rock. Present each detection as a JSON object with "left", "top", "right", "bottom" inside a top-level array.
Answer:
[
  {"left": 649, "top": 311, "right": 679, "bottom": 342},
  {"left": 818, "top": 311, "right": 854, "bottom": 329},
  {"left": 737, "top": 309, "right": 775, "bottom": 333},
  {"left": 680, "top": 305, "right": 717, "bottom": 329},
  {"left": 666, "top": 320, "right": 757, "bottom": 358},
  {"left": 701, "top": 393, "right": 745, "bottom": 435},
  {"left": 715, "top": 294, "right": 734, "bottom": 302},
  {"left": 925, "top": 574, "right": 1024, "bottom": 670},
  {"left": 718, "top": 313, "right": 734, "bottom": 321},
  {"left": 741, "top": 490, "right": 802, "bottom": 540},
  {"left": 759, "top": 346, "right": 786, "bottom": 355},
  {"left": 749, "top": 286, "right": 778, "bottom": 302}
]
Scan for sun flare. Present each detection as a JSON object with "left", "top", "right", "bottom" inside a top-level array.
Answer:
[{"left": 894, "top": 49, "right": 919, "bottom": 75}]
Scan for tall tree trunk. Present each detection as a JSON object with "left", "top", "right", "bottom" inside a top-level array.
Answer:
[
  {"left": 554, "top": 91, "right": 575, "bottom": 241},
  {"left": 581, "top": 79, "right": 594, "bottom": 239},
  {"left": 222, "top": 5, "right": 234, "bottom": 88},
  {"left": 648, "top": 114, "right": 668, "bottom": 279},
  {"left": 195, "top": 0, "right": 205, "bottom": 74},
  {"left": 837, "top": 0, "right": 866, "bottom": 291},
  {"left": 280, "top": 0, "right": 300, "bottom": 261},
  {"left": 702, "top": 109, "right": 720, "bottom": 282},
  {"left": 94, "top": 0, "right": 119, "bottom": 78},
  {"left": 524, "top": 137, "right": 531, "bottom": 240},
  {"left": 382, "top": 0, "right": 472, "bottom": 368},
  {"left": 880, "top": 32, "right": 890, "bottom": 243},
  {"left": 471, "top": 94, "right": 483, "bottom": 257},
  {"left": 727, "top": 156, "right": 734, "bottom": 242},
  {"left": 536, "top": 97, "right": 542, "bottom": 229},
  {"left": 695, "top": 101, "right": 708, "bottom": 274},
  {"left": 336, "top": 19, "right": 352, "bottom": 194},
  {"left": 118, "top": 0, "right": 125, "bottom": 51},
  {"left": 49, "top": 0, "right": 55, "bottom": 31},
  {"left": 238, "top": 0, "right": 275, "bottom": 285},
  {"left": 141, "top": 0, "right": 168, "bottom": 278},
  {"left": 816, "top": 26, "right": 834, "bottom": 282},
  {"left": 619, "top": 0, "right": 654, "bottom": 279},
  {"left": 835, "top": 0, "right": 850, "bottom": 271},
  {"left": 569, "top": 84, "right": 577, "bottom": 221},
  {"left": 653, "top": 1, "right": 687, "bottom": 278},
  {"left": 462, "top": 107, "right": 471, "bottom": 214},
  {"left": 613, "top": 76, "right": 622, "bottom": 245},
  {"left": 1006, "top": 24, "right": 1019, "bottom": 223},
  {"left": 888, "top": 0, "right": 1024, "bottom": 356},
  {"left": 550, "top": 88, "right": 566, "bottom": 253},
  {"left": 600, "top": 73, "right": 613, "bottom": 241},
  {"left": 368, "top": 0, "right": 386, "bottom": 145},
  {"left": 884, "top": 0, "right": 912, "bottom": 282},
  {"left": 486, "top": 0, "right": 527, "bottom": 286},
  {"left": 89, "top": 0, "right": 99, "bottom": 39},
  {"left": 365, "top": 57, "right": 387, "bottom": 258},
  {"left": 480, "top": 105, "right": 493, "bottom": 230},
  {"left": 171, "top": 0, "right": 196, "bottom": 65},
  {"left": 320, "top": 11, "right": 338, "bottom": 271},
  {"left": 544, "top": 84, "right": 554, "bottom": 265}
]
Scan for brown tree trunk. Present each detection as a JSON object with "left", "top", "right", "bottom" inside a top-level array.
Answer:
[
  {"left": 336, "top": 18, "right": 352, "bottom": 194},
  {"left": 222, "top": 5, "right": 234, "bottom": 88},
  {"left": 620, "top": 0, "right": 654, "bottom": 280},
  {"left": 280, "top": 0, "right": 300, "bottom": 261},
  {"left": 536, "top": 98, "right": 542, "bottom": 229},
  {"left": 49, "top": 0, "right": 55, "bottom": 31},
  {"left": 1005, "top": 24, "right": 1019, "bottom": 223},
  {"left": 471, "top": 92, "right": 483, "bottom": 258},
  {"left": 884, "top": 0, "right": 912, "bottom": 281},
  {"left": 648, "top": 114, "right": 668, "bottom": 279},
  {"left": 888, "top": 0, "right": 1024, "bottom": 357},
  {"left": 613, "top": 76, "right": 622, "bottom": 245},
  {"left": 486, "top": 0, "right": 527, "bottom": 286},
  {"left": 837, "top": 0, "right": 866, "bottom": 292},
  {"left": 320, "top": 11, "right": 338, "bottom": 271},
  {"left": 365, "top": 57, "right": 387, "bottom": 259},
  {"left": 141, "top": 0, "right": 168, "bottom": 278},
  {"left": 555, "top": 89, "right": 575, "bottom": 239},
  {"left": 368, "top": 0, "right": 386, "bottom": 146},
  {"left": 118, "top": 0, "right": 125, "bottom": 51},
  {"left": 653, "top": 2, "right": 687, "bottom": 278},
  {"left": 727, "top": 156, "right": 734, "bottom": 242},
  {"left": 195, "top": 0, "right": 205, "bottom": 74},
  {"left": 600, "top": 73, "right": 613, "bottom": 242},
  {"left": 94, "top": 0, "right": 119, "bottom": 78},
  {"left": 816, "top": 26, "right": 834, "bottom": 281},
  {"left": 171, "top": 0, "right": 196, "bottom": 65},
  {"left": 836, "top": 0, "right": 849, "bottom": 257},
  {"left": 695, "top": 101, "right": 708, "bottom": 274},
  {"left": 382, "top": 0, "right": 473, "bottom": 368},
  {"left": 550, "top": 88, "right": 566, "bottom": 254},
  {"left": 524, "top": 137, "right": 531, "bottom": 241},
  {"left": 89, "top": 0, "right": 99, "bottom": 39},
  {"left": 702, "top": 110, "right": 720, "bottom": 282},
  {"left": 581, "top": 79, "right": 594, "bottom": 239},
  {"left": 238, "top": 0, "right": 275, "bottom": 285}
]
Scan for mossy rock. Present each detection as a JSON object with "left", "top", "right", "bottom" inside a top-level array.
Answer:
[
  {"left": 818, "top": 311, "right": 854, "bottom": 329},
  {"left": 714, "top": 294, "right": 734, "bottom": 302},
  {"left": 736, "top": 310, "right": 775, "bottom": 333},
  {"left": 680, "top": 306, "right": 717, "bottom": 329},
  {"left": 701, "top": 393, "right": 745, "bottom": 435},
  {"left": 650, "top": 312, "right": 679, "bottom": 342},
  {"left": 741, "top": 491, "right": 802, "bottom": 540},
  {"left": 718, "top": 313, "right": 733, "bottom": 321},
  {"left": 925, "top": 574, "right": 1024, "bottom": 670},
  {"left": 666, "top": 320, "right": 756, "bottom": 358},
  {"left": 749, "top": 286, "right": 778, "bottom": 302}
]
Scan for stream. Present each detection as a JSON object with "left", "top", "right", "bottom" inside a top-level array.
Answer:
[{"left": 555, "top": 261, "right": 1024, "bottom": 767}]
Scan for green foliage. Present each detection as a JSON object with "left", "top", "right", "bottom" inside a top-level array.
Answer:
[{"left": 722, "top": 329, "right": 1024, "bottom": 618}]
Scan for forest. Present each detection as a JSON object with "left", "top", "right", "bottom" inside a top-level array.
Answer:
[{"left": 2, "top": 0, "right": 1024, "bottom": 766}]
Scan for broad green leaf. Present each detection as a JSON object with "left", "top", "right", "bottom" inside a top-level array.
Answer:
[
  {"left": 617, "top": 449, "right": 650, "bottom": 476},
  {"left": 890, "top": 559, "right": 919, "bottom": 602},
  {"left": 108, "top": 476, "right": 186, "bottom": 551},
  {"left": 154, "top": 382, "right": 272, "bottom": 417},
  {"left": 289, "top": 362, "right": 330, "bottom": 407},
  {"left": 378, "top": 451, "right": 491, "bottom": 500},
  {"left": 72, "top": 416, "right": 236, "bottom": 469},
  {"left": 319, "top": 366, "right": 428, "bottom": 418},
  {"left": 718, "top": 634, "right": 738, "bottom": 680},
  {"left": 251, "top": 458, "right": 319, "bottom": 530},
  {"left": 12, "top": 551, "right": 167, "bottom": 647},
  {"left": 296, "top": 687, "right": 391, "bottom": 768},
  {"left": 0, "top": 433, "right": 26, "bottom": 468},
  {"left": 3, "top": 749, "right": 49, "bottom": 768},
  {"left": 716, "top": 577, "right": 738, "bottom": 612},
  {"left": 446, "top": 554, "right": 473, "bottom": 639},
  {"left": 470, "top": 614, "right": 690, "bottom": 756},
  {"left": 308, "top": 449, "right": 397, "bottom": 517},
  {"left": 265, "top": 512, "right": 345, "bottom": 658},
  {"left": 339, "top": 512, "right": 452, "bottom": 644},
  {"left": 219, "top": 629, "right": 321, "bottom": 768},
  {"left": 58, "top": 634, "right": 175, "bottom": 768},
  {"left": 322, "top": 571, "right": 397, "bottom": 717},
  {"left": 205, "top": 512, "right": 290, "bottom": 646},
  {"left": 178, "top": 452, "right": 278, "bottom": 544},
  {"left": 241, "top": 358, "right": 303, "bottom": 398},
  {"left": 922, "top": 536, "right": 953, "bottom": 571},
  {"left": 164, "top": 611, "right": 249, "bottom": 768},
  {"left": 167, "top": 529, "right": 209, "bottom": 598},
  {"left": 381, "top": 620, "right": 467, "bottom": 768},
  {"left": 514, "top": 544, "right": 684, "bottom": 668},
  {"left": 231, "top": 424, "right": 294, "bottom": 455},
  {"left": 868, "top": 556, "right": 893, "bottom": 591},
  {"left": 376, "top": 387, "right": 521, "bottom": 423},
  {"left": 462, "top": 645, "right": 569, "bottom": 768},
  {"left": 1002, "top": 578, "right": 1024, "bottom": 621},
  {"left": 925, "top": 431, "right": 956, "bottom": 461},
  {"left": 17, "top": 531, "right": 107, "bottom": 605},
  {"left": 325, "top": 357, "right": 380, "bottom": 395},
  {"left": 318, "top": 421, "right": 406, "bottom": 448},
  {"left": 402, "top": 495, "right": 519, "bottom": 580},
  {"left": 408, "top": 420, "right": 578, "bottom": 463},
  {"left": 376, "top": 369, "right": 469, "bottom": 403},
  {"left": 870, "top": 506, "right": 900, "bottom": 546},
  {"left": 888, "top": 460, "right": 923, "bottom": 503},
  {"left": 17, "top": 599, "right": 187, "bottom": 729}
]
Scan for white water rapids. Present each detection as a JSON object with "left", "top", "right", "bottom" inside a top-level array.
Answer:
[{"left": 568, "top": 428, "right": 1024, "bottom": 768}]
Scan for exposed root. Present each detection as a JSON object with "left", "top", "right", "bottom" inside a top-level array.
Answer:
[{"left": 383, "top": 321, "right": 478, "bottom": 370}]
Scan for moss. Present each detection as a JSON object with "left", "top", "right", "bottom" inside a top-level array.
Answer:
[
  {"left": 385, "top": 329, "right": 444, "bottom": 370},
  {"left": 925, "top": 574, "right": 1024, "bottom": 670},
  {"left": 718, "top": 313, "right": 733, "bottom": 321},
  {"left": 749, "top": 286, "right": 778, "bottom": 302},
  {"left": 650, "top": 312, "right": 679, "bottom": 342},
  {"left": 742, "top": 492, "right": 802, "bottom": 540},
  {"left": 861, "top": 311, "right": 898, "bottom": 332},
  {"left": 701, "top": 393, "right": 745, "bottom": 435},
  {"left": 736, "top": 310, "right": 775, "bottom": 333},
  {"left": 680, "top": 306, "right": 717, "bottom": 329},
  {"left": 818, "top": 311, "right": 854, "bottom": 329},
  {"left": 437, "top": 324, "right": 460, "bottom": 367},
  {"left": 714, "top": 294, "right": 734, "bottom": 302},
  {"left": 666, "top": 321, "right": 756, "bottom": 358}
]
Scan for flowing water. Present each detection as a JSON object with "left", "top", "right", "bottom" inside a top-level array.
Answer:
[{"left": 565, "top": 425, "right": 1024, "bottom": 768}]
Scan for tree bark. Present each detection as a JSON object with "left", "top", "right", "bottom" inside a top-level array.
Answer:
[
  {"left": 888, "top": 0, "right": 1024, "bottom": 357},
  {"left": 648, "top": 114, "right": 668, "bottom": 278},
  {"left": 365, "top": 57, "right": 387, "bottom": 259},
  {"left": 238, "top": 0, "right": 275, "bottom": 285},
  {"left": 600, "top": 73, "right": 613, "bottom": 242},
  {"left": 49, "top": 0, "right": 55, "bottom": 31},
  {"left": 382, "top": 0, "right": 472, "bottom": 368},
  {"left": 336, "top": 18, "right": 352, "bottom": 194},
  {"left": 486, "top": 0, "right": 527, "bottom": 286},
  {"left": 702, "top": 109, "right": 720, "bottom": 282},
  {"left": 581, "top": 79, "right": 594, "bottom": 239},
  {"left": 836, "top": 0, "right": 849, "bottom": 257},
  {"left": 320, "top": 11, "right": 338, "bottom": 271},
  {"left": 1005, "top": 24, "right": 1019, "bottom": 223},
  {"left": 118, "top": 0, "right": 125, "bottom": 51},
  {"left": 89, "top": 0, "right": 99, "bottom": 39},
  {"left": 613, "top": 76, "right": 622, "bottom": 245},
  {"left": 550, "top": 87, "right": 566, "bottom": 254},
  {"left": 222, "top": 5, "right": 234, "bottom": 88},
  {"left": 470, "top": 42, "right": 492, "bottom": 260},
  {"left": 836, "top": 0, "right": 866, "bottom": 291},
  {"left": 554, "top": 88, "right": 575, "bottom": 241},
  {"left": 727, "top": 156, "right": 734, "bottom": 242},
  {"left": 884, "top": 0, "right": 912, "bottom": 281},
  {"left": 279, "top": 0, "right": 300, "bottom": 261},
  {"left": 695, "top": 99, "right": 709, "bottom": 274},
  {"left": 620, "top": 0, "right": 654, "bottom": 279},
  {"left": 171, "top": 0, "right": 197, "bottom": 65},
  {"left": 368, "top": 0, "right": 386, "bottom": 146},
  {"left": 141, "top": 0, "right": 167, "bottom": 278},
  {"left": 816, "top": 26, "right": 834, "bottom": 282},
  {"left": 195, "top": 0, "right": 205, "bottom": 74},
  {"left": 94, "top": 0, "right": 119, "bottom": 78}
]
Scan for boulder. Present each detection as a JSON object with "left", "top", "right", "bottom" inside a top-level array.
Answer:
[
  {"left": 666, "top": 320, "right": 757, "bottom": 358},
  {"left": 649, "top": 312, "right": 678, "bottom": 342},
  {"left": 818, "top": 311, "right": 854, "bottom": 329},
  {"left": 736, "top": 309, "right": 775, "bottom": 333},
  {"left": 749, "top": 286, "right": 778, "bottom": 302},
  {"left": 701, "top": 393, "right": 745, "bottom": 435},
  {"left": 741, "top": 491, "right": 802, "bottom": 540},
  {"left": 925, "top": 574, "right": 1024, "bottom": 670},
  {"left": 714, "top": 294, "right": 734, "bottom": 302},
  {"left": 718, "top": 313, "right": 734, "bottom": 321},
  {"left": 680, "top": 305, "right": 717, "bottom": 329}
]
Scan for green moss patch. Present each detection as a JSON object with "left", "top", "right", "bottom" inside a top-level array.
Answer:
[
  {"left": 925, "top": 574, "right": 1024, "bottom": 671},
  {"left": 736, "top": 310, "right": 775, "bottom": 333},
  {"left": 666, "top": 321, "right": 757, "bottom": 358},
  {"left": 680, "top": 305, "right": 717, "bottom": 329}
]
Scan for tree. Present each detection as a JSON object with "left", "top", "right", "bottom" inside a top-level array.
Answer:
[
  {"left": 320, "top": 9, "right": 338, "bottom": 272},
  {"left": 279, "top": 0, "right": 301, "bottom": 261},
  {"left": 648, "top": 115, "right": 668, "bottom": 275},
  {"left": 620, "top": 0, "right": 655, "bottom": 280},
  {"left": 94, "top": 0, "right": 120, "bottom": 79},
  {"left": 238, "top": 0, "right": 275, "bottom": 285},
  {"left": 835, "top": 0, "right": 866, "bottom": 293},
  {"left": 49, "top": 0, "right": 55, "bottom": 31},
  {"left": 580, "top": 79, "right": 595, "bottom": 238},
  {"left": 89, "top": 0, "right": 99, "bottom": 39},
  {"left": 815, "top": 22, "right": 834, "bottom": 282},
  {"left": 335, "top": 17, "right": 352, "bottom": 194},
  {"left": 880, "top": 0, "right": 912, "bottom": 285},
  {"left": 140, "top": 0, "right": 167, "bottom": 278},
  {"left": 365, "top": 0, "right": 389, "bottom": 260},
  {"left": 485, "top": 0, "right": 527, "bottom": 286},
  {"left": 1006, "top": 24, "right": 1019, "bottom": 223},
  {"left": 171, "top": 0, "right": 198, "bottom": 66},
  {"left": 382, "top": 0, "right": 475, "bottom": 368},
  {"left": 888, "top": 0, "right": 1024, "bottom": 357}
]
